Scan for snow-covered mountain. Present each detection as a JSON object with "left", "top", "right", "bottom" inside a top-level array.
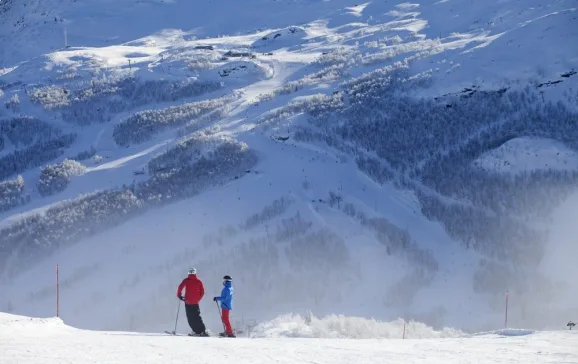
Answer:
[{"left": 0, "top": 0, "right": 577, "bottom": 336}]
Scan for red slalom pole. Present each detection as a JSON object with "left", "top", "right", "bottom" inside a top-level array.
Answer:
[
  {"left": 504, "top": 290, "right": 508, "bottom": 328},
  {"left": 56, "top": 264, "right": 60, "bottom": 318}
]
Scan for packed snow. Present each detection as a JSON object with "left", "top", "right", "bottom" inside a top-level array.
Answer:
[{"left": 1, "top": 312, "right": 577, "bottom": 364}]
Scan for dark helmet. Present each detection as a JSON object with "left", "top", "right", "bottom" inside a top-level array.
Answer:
[{"left": 223, "top": 275, "right": 232, "bottom": 281}]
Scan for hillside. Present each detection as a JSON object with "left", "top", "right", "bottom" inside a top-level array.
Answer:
[{"left": 0, "top": 0, "right": 577, "bottom": 335}]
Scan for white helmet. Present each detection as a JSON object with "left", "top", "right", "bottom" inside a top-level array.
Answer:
[{"left": 188, "top": 267, "right": 197, "bottom": 275}]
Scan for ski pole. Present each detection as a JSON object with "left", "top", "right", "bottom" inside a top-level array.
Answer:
[
  {"left": 173, "top": 300, "right": 181, "bottom": 334},
  {"left": 216, "top": 301, "right": 226, "bottom": 332}
]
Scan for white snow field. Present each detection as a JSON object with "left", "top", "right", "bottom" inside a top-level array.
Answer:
[
  {"left": 1, "top": 0, "right": 578, "bottom": 351},
  {"left": 473, "top": 137, "right": 578, "bottom": 175},
  {"left": 1, "top": 312, "right": 577, "bottom": 364}
]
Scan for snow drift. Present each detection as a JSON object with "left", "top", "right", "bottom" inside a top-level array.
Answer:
[
  {"left": 489, "top": 328, "right": 536, "bottom": 337},
  {"left": 249, "top": 313, "right": 465, "bottom": 339},
  {"left": 2, "top": 312, "right": 576, "bottom": 364},
  {"left": 0, "top": 312, "right": 71, "bottom": 336}
]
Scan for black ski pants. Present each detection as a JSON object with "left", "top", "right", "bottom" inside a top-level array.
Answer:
[{"left": 185, "top": 303, "right": 206, "bottom": 334}]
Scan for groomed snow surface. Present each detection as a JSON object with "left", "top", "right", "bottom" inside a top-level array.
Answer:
[{"left": 2, "top": 312, "right": 577, "bottom": 364}]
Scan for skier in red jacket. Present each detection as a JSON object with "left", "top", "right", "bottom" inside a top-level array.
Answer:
[{"left": 177, "top": 267, "right": 209, "bottom": 336}]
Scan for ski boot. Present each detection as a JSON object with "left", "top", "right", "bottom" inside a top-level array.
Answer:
[{"left": 219, "top": 332, "right": 236, "bottom": 338}]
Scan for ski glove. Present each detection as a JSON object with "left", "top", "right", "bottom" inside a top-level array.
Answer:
[
  {"left": 179, "top": 296, "right": 185, "bottom": 301},
  {"left": 213, "top": 297, "right": 219, "bottom": 302}
]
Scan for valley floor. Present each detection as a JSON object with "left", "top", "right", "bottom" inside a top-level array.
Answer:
[{"left": 1, "top": 313, "right": 577, "bottom": 364}]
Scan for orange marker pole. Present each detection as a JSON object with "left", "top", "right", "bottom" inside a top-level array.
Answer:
[{"left": 56, "top": 264, "right": 60, "bottom": 318}]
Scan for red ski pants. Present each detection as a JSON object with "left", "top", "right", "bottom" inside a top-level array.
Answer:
[{"left": 221, "top": 309, "right": 233, "bottom": 335}]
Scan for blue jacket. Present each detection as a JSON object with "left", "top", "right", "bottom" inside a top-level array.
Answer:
[{"left": 215, "top": 281, "right": 233, "bottom": 310}]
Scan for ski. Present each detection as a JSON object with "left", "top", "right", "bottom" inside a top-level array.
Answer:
[
  {"left": 165, "top": 331, "right": 211, "bottom": 337},
  {"left": 163, "top": 331, "right": 190, "bottom": 336},
  {"left": 164, "top": 330, "right": 218, "bottom": 337}
]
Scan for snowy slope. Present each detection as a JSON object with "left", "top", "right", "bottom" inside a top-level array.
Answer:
[
  {"left": 473, "top": 137, "right": 578, "bottom": 175},
  {"left": 1, "top": 312, "right": 577, "bottom": 364},
  {"left": 0, "top": 135, "right": 475, "bottom": 333},
  {"left": 0, "top": 0, "right": 577, "bottom": 337}
]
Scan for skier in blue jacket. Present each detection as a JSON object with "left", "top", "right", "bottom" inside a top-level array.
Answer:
[{"left": 213, "top": 275, "right": 234, "bottom": 337}]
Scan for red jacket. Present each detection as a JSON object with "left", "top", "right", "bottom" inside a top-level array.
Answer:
[{"left": 177, "top": 274, "right": 205, "bottom": 304}]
